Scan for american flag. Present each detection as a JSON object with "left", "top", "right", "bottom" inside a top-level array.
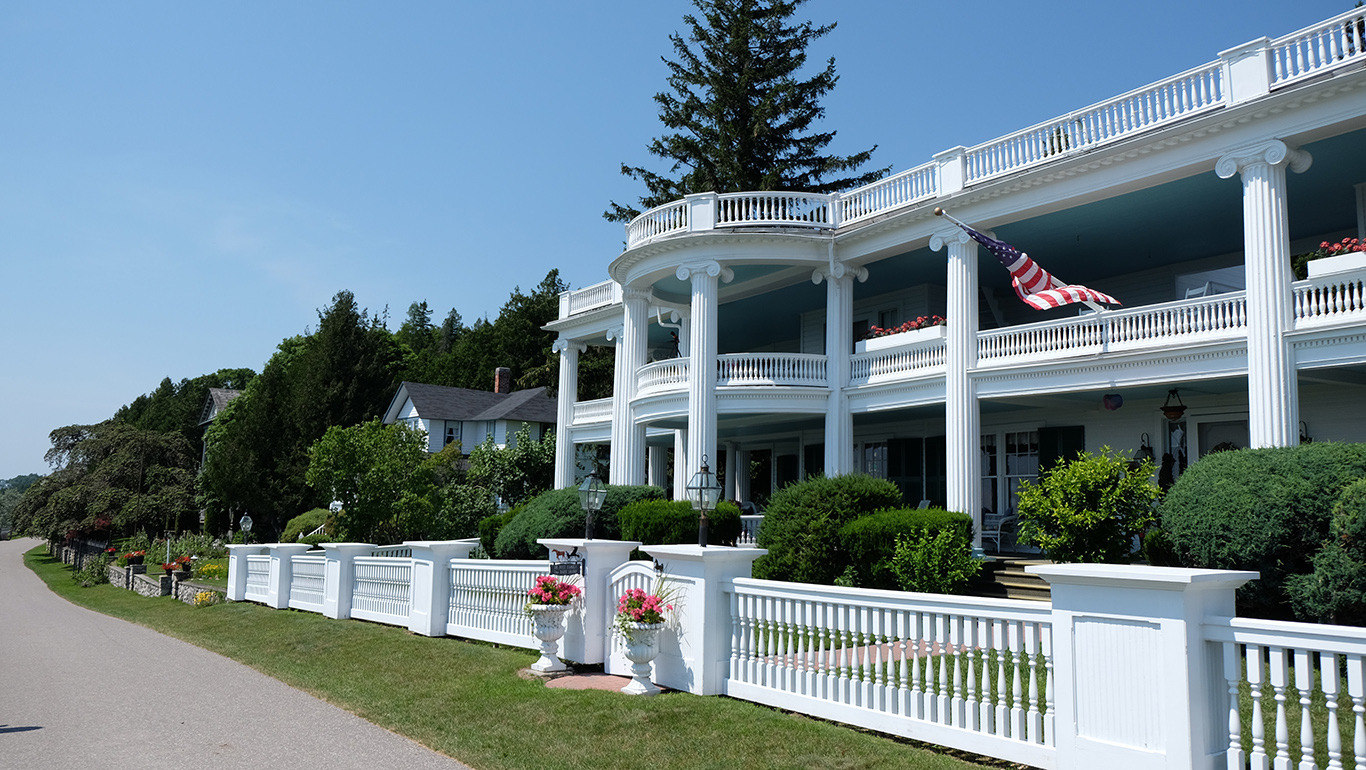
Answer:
[{"left": 952, "top": 222, "right": 1120, "bottom": 310}]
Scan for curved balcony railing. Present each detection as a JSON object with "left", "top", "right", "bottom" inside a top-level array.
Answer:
[
  {"left": 714, "top": 192, "right": 834, "bottom": 228},
  {"left": 850, "top": 339, "right": 947, "bottom": 384},
  {"left": 717, "top": 353, "right": 827, "bottom": 387},
  {"left": 625, "top": 200, "right": 689, "bottom": 249},
  {"left": 637, "top": 358, "right": 689, "bottom": 396},
  {"left": 572, "top": 397, "right": 613, "bottom": 424}
]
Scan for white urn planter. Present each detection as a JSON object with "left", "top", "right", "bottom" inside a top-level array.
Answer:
[
  {"left": 1307, "top": 251, "right": 1366, "bottom": 278},
  {"left": 619, "top": 622, "right": 665, "bottom": 696},
  {"left": 528, "top": 604, "right": 571, "bottom": 673},
  {"left": 854, "top": 324, "right": 947, "bottom": 354}
]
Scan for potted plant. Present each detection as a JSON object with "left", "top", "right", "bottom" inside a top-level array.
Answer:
[
  {"left": 175, "top": 555, "right": 193, "bottom": 575},
  {"left": 126, "top": 550, "right": 145, "bottom": 566},
  {"left": 854, "top": 315, "right": 947, "bottom": 354},
  {"left": 1294, "top": 237, "right": 1366, "bottom": 279},
  {"left": 613, "top": 586, "right": 674, "bottom": 696},
  {"left": 161, "top": 562, "right": 176, "bottom": 576},
  {"left": 524, "top": 575, "right": 582, "bottom": 673}
]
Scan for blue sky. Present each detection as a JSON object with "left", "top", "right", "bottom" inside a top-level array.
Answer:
[{"left": 0, "top": 0, "right": 1351, "bottom": 478}]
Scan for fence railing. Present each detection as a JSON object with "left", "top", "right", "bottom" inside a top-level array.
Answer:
[
  {"left": 446, "top": 560, "right": 547, "bottom": 648},
  {"left": 370, "top": 545, "right": 412, "bottom": 558},
  {"left": 738, "top": 515, "right": 763, "bottom": 548},
  {"left": 351, "top": 557, "right": 412, "bottom": 626},
  {"left": 1269, "top": 8, "right": 1366, "bottom": 88},
  {"left": 245, "top": 555, "right": 270, "bottom": 602},
  {"left": 1205, "top": 615, "right": 1366, "bottom": 770},
  {"left": 724, "top": 578, "right": 1055, "bottom": 768},
  {"left": 289, "top": 555, "right": 326, "bottom": 611}
]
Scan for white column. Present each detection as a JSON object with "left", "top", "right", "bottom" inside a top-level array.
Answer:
[
  {"left": 735, "top": 448, "right": 751, "bottom": 502},
  {"left": 606, "top": 323, "right": 627, "bottom": 484},
  {"left": 673, "top": 429, "right": 688, "bottom": 500},
  {"left": 931, "top": 226, "right": 982, "bottom": 543},
  {"left": 679, "top": 262, "right": 732, "bottom": 487},
  {"left": 552, "top": 338, "right": 585, "bottom": 489},
  {"left": 724, "top": 442, "right": 738, "bottom": 500},
  {"left": 813, "top": 260, "right": 865, "bottom": 476},
  {"left": 225, "top": 544, "right": 264, "bottom": 602},
  {"left": 1030, "top": 564, "right": 1257, "bottom": 770},
  {"left": 647, "top": 445, "right": 668, "bottom": 488},
  {"left": 1355, "top": 182, "right": 1366, "bottom": 241},
  {"left": 319, "top": 543, "right": 374, "bottom": 620},
  {"left": 405, "top": 540, "right": 479, "bottom": 637},
  {"left": 620, "top": 287, "right": 652, "bottom": 485},
  {"left": 1217, "top": 140, "right": 1312, "bottom": 448},
  {"left": 266, "top": 543, "right": 311, "bottom": 609}
]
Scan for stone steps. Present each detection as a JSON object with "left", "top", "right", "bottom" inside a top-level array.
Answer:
[{"left": 971, "top": 556, "right": 1052, "bottom": 602}]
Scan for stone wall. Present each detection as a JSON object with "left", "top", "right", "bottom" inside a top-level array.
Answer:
[
  {"left": 132, "top": 572, "right": 170, "bottom": 598},
  {"left": 107, "top": 563, "right": 128, "bottom": 589},
  {"left": 175, "top": 580, "right": 222, "bottom": 606}
]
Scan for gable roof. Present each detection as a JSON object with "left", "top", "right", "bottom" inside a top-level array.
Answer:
[
  {"left": 198, "top": 388, "right": 242, "bottom": 426},
  {"left": 383, "top": 382, "right": 557, "bottom": 425}
]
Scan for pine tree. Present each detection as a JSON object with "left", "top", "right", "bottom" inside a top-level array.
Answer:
[{"left": 605, "top": 0, "right": 888, "bottom": 223}]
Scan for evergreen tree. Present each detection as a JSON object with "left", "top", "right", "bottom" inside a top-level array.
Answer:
[{"left": 606, "top": 0, "right": 887, "bottom": 222}]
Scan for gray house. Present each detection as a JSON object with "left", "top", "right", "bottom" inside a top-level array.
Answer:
[{"left": 381, "top": 370, "right": 557, "bottom": 454}]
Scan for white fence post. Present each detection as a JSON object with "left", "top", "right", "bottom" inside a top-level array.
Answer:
[
  {"left": 320, "top": 543, "right": 375, "bottom": 620},
  {"left": 265, "top": 543, "right": 312, "bottom": 609},
  {"left": 1220, "top": 37, "right": 1272, "bottom": 105},
  {"left": 639, "top": 544, "right": 767, "bottom": 695},
  {"left": 539, "top": 538, "right": 641, "bottom": 665},
  {"left": 225, "top": 544, "right": 265, "bottom": 602},
  {"left": 405, "top": 539, "right": 480, "bottom": 637},
  {"left": 1029, "top": 564, "right": 1257, "bottom": 770}
]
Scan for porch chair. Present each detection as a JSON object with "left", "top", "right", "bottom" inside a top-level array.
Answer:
[{"left": 981, "top": 512, "right": 1018, "bottom": 553}]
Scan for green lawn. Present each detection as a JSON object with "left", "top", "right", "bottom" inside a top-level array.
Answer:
[{"left": 26, "top": 548, "right": 1001, "bottom": 770}]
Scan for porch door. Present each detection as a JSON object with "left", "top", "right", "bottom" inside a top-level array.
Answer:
[
  {"left": 887, "top": 438, "right": 925, "bottom": 506},
  {"left": 1039, "top": 426, "right": 1085, "bottom": 473}
]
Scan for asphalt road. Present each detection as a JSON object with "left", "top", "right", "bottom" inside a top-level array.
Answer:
[{"left": 0, "top": 537, "right": 474, "bottom": 770}]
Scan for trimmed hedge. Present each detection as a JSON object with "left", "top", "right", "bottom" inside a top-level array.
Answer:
[
  {"left": 281, "top": 508, "right": 329, "bottom": 543},
  {"left": 492, "top": 485, "right": 665, "bottom": 559},
  {"left": 840, "top": 507, "right": 974, "bottom": 590},
  {"left": 1162, "top": 442, "right": 1366, "bottom": 618},
  {"left": 752, "top": 474, "right": 903, "bottom": 585},
  {"left": 1288, "top": 478, "right": 1366, "bottom": 625},
  {"left": 618, "top": 499, "right": 742, "bottom": 547},
  {"left": 478, "top": 505, "right": 522, "bottom": 556}
]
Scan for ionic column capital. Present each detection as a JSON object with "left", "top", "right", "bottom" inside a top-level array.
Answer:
[
  {"left": 675, "top": 261, "right": 735, "bottom": 283},
  {"left": 929, "top": 227, "right": 970, "bottom": 252},
  {"left": 605, "top": 324, "right": 625, "bottom": 342},
  {"left": 1216, "top": 139, "right": 1312, "bottom": 179},
  {"left": 551, "top": 338, "right": 587, "bottom": 355},
  {"left": 622, "top": 286, "right": 654, "bottom": 303},
  {"left": 810, "top": 263, "right": 868, "bottom": 285}
]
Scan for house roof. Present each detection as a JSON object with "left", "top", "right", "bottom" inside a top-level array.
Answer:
[
  {"left": 383, "top": 381, "right": 558, "bottom": 425},
  {"left": 198, "top": 388, "right": 242, "bottom": 426}
]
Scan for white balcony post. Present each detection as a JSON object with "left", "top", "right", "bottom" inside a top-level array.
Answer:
[
  {"left": 620, "top": 287, "right": 652, "bottom": 485},
  {"left": 538, "top": 538, "right": 640, "bottom": 665},
  {"left": 647, "top": 445, "right": 668, "bottom": 488},
  {"left": 735, "top": 448, "right": 751, "bottom": 502},
  {"left": 552, "top": 338, "right": 586, "bottom": 489},
  {"left": 724, "top": 442, "right": 738, "bottom": 500},
  {"left": 226, "top": 544, "right": 263, "bottom": 602},
  {"left": 404, "top": 540, "right": 478, "bottom": 637},
  {"left": 607, "top": 323, "right": 627, "bottom": 484},
  {"left": 639, "top": 544, "right": 767, "bottom": 695},
  {"left": 265, "top": 543, "right": 311, "bottom": 610},
  {"left": 680, "top": 262, "right": 731, "bottom": 485},
  {"left": 673, "top": 429, "right": 689, "bottom": 500},
  {"left": 814, "top": 260, "right": 865, "bottom": 476},
  {"left": 934, "top": 146, "right": 968, "bottom": 195},
  {"left": 319, "top": 543, "right": 374, "bottom": 620},
  {"left": 685, "top": 192, "right": 718, "bottom": 233},
  {"left": 1029, "top": 564, "right": 1257, "bottom": 770},
  {"left": 932, "top": 226, "right": 981, "bottom": 538},
  {"left": 1217, "top": 140, "right": 1312, "bottom": 448},
  {"left": 1220, "top": 37, "right": 1272, "bottom": 106}
]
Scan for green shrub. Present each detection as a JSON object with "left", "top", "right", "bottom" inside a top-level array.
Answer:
[
  {"left": 298, "top": 534, "right": 330, "bottom": 548},
  {"left": 493, "top": 485, "right": 664, "bottom": 559},
  {"left": 1288, "top": 478, "right": 1366, "bottom": 625},
  {"left": 479, "top": 505, "right": 521, "bottom": 557},
  {"left": 74, "top": 552, "right": 112, "bottom": 587},
  {"left": 1016, "top": 447, "right": 1158, "bottom": 564},
  {"left": 890, "top": 528, "right": 982, "bottom": 595},
  {"left": 839, "top": 507, "right": 973, "bottom": 590},
  {"left": 618, "top": 499, "right": 741, "bottom": 547},
  {"left": 752, "top": 474, "right": 903, "bottom": 585},
  {"left": 282, "top": 508, "right": 330, "bottom": 543},
  {"left": 1163, "top": 443, "right": 1366, "bottom": 618},
  {"left": 433, "top": 484, "right": 496, "bottom": 540}
]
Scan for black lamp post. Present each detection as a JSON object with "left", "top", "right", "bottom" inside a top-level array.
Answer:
[
  {"left": 686, "top": 454, "right": 722, "bottom": 547},
  {"left": 578, "top": 472, "right": 606, "bottom": 540}
]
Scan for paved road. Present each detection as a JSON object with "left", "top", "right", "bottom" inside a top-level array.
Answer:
[{"left": 0, "top": 538, "right": 474, "bottom": 770}]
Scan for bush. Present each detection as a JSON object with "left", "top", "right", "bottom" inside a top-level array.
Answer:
[
  {"left": 282, "top": 508, "right": 330, "bottom": 543},
  {"left": 493, "top": 485, "right": 664, "bottom": 559},
  {"left": 891, "top": 528, "right": 982, "bottom": 595},
  {"left": 433, "top": 484, "right": 496, "bottom": 540},
  {"left": 74, "top": 553, "right": 112, "bottom": 587},
  {"left": 479, "top": 505, "right": 522, "bottom": 556},
  {"left": 839, "top": 507, "right": 973, "bottom": 590},
  {"left": 298, "top": 534, "right": 330, "bottom": 548},
  {"left": 618, "top": 499, "right": 741, "bottom": 547},
  {"left": 1288, "top": 478, "right": 1366, "bottom": 625},
  {"left": 1016, "top": 447, "right": 1158, "bottom": 564},
  {"left": 1162, "top": 442, "right": 1366, "bottom": 618},
  {"left": 752, "top": 474, "right": 903, "bottom": 585}
]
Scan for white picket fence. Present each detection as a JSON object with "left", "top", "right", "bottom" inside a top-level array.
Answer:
[{"left": 227, "top": 543, "right": 1366, "bottom": 770}]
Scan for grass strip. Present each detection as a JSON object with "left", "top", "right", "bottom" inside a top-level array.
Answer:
[{"left": 26, "top": 548, "right": 1000, "bottom": 770}]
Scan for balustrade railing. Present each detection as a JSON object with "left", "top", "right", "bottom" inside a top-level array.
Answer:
[
  {"left": 626, "top": 201, "right": 689, "bottom": 249},
  {"left": 717, "top": 353, "right": 827, "bottom": 387},
  {"left": 850, "top": 341, "right": 947, "bottom": 384},
  {"left": 979, "top": 292, "right": 1247, "bottom": 363},
  {"left": 726, "top": 578, "right": 1055, "bottom": 767},
  {"left": 245, "top": 555, "right": 270, "bottom": 601},
  {"left": 1206, "top": 616, "right": 1366, "bottom": 770},
  {"left": 714, "top": 192, "right": 835, "bottom": 229},
  {"left": 637, "top": 358, "right": 690, "bottom": 396},
  {"left": 446, "top": 560, "right": 546, "bottom": 649},
  {"left": 351, "top": 557, "right": 412, "bottom": 626},
  {"left": 1269, "top": 8, "right": 1366, "bottom": 88},
  {"left": 738, "top": 515, "right": 763, "bottom": 548},
  {"left": 1293, "top": 272, "right": 1366, "bottom": 326},
  {"left": 558, "top": 279, "right": 623, "bottom": 319},
  {"left": 370, "top": 545, "right": 412, "bottom": 558},
  {"left": 839, "top": 164, "right": 938, "bottom": 227},
  {"left": 572, "top": 397, "right": 613, "bottom": 424},
  {"left": 289, "top": 555, "right": 326, "bottom": 610}
]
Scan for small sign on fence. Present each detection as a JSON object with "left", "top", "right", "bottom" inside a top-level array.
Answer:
[{"left": 548, "top": 547, "right": 584, "bottom": 576}]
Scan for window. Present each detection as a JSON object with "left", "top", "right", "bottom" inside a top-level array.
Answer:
[
  {"left": 1004, "top": 431, "right": 1040, "bottom": 518},
  {"left": 862, "top": 441, "right": 888, "bottom": 479},
  {"left": 445, "top": 422, "right": 460, "bottom": 449},
  {"left": 878, "top": 308, "right": 899, "bottom": 330}
]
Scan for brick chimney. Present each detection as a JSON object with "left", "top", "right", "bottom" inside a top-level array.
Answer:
[{"left": 494, "top": 367, "right": 512, "bottom": 394}]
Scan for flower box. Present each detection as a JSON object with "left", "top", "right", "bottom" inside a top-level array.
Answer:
[
  {"left": 1307, "top": 251, "right": 1366, "bottom": 278},
  {"left": 854, "top": 324, "right": 947, "bottom": 354}
]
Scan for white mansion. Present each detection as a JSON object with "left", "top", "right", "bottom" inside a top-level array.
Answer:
[{"left": 546, "top": 9, "right": 1366, "bottom": 550}]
